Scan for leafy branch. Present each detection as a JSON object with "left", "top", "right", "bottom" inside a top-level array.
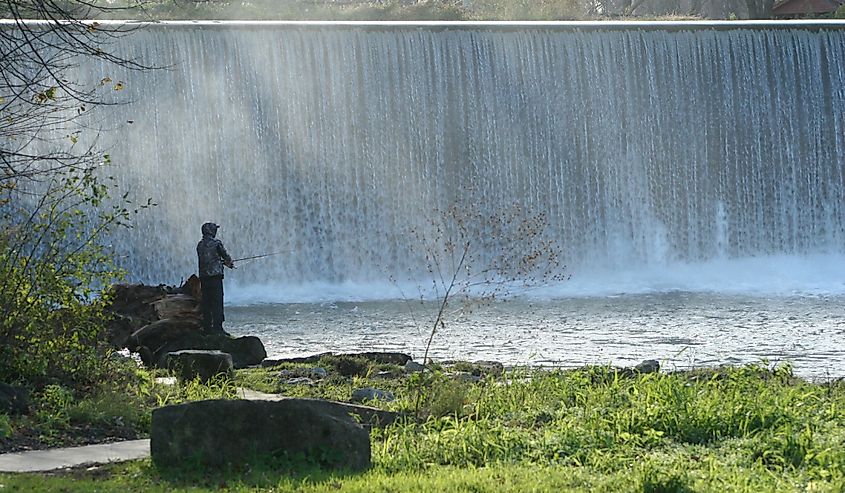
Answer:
[{"left": 401, "top": 200, "right": 567, "bottom": 417}]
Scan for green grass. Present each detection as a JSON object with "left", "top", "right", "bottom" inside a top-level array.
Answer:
[
  {"left": 3, "top": 459, "right": 827, "bottom": 492},
  {"left": 3, "top": 362, "right": 845, "bottom": 491},
  {"left": 0, "top": 364, "right": 237, "bottom": 451}
]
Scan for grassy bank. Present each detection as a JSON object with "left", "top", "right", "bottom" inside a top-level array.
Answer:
[
  {"left": 2, "top": 359, "right": 845, "bottom": 491},
  {"left": 0, "top": 356, "right": 238, "bottom": 454}
]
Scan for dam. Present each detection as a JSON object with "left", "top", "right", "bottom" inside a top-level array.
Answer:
[{"left": 60, "top": 21, "right": 845, "bottom": 376}]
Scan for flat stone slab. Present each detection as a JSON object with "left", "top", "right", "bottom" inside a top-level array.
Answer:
[
  {"left": 237, "top": 389, "right": 402, "bottom": 429},
  {"left": 151, "top": 399, "right": 372, "bottom": 470},
  {"left": 0, "top": 440, "right": 150, "bottom": 473}
]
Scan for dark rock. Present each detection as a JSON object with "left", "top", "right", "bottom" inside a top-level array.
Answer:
[
  {"left": 340, "top": 352, "right": 412, "bottom": 366},
  {"left": 404, "top": 360, "right": 425, "bottom": 373},
  {"left": 634, "top": 360, "right": 660, "bottom": 374},
  {"left": 261, "top": 352, "right": 334, "bottom": 367},
  {"left": 154, "top": 334, "right": 266, "bottom": 369},
  {"left": 225, "top": 336, "right": 267, "bottom": 368},
  {"left": 165, "top": 350, "right": 233, "bottom": 382},
  {"left": 607, "top": 360, "right": 661, "bottom": 380},
  {"left": 129, "top": 318, "right": 202, "bottom": 352},
  {"left": 287, "top": 398, "right": 402, "bottom": 430},
  {"left": 351, "top": 388, "right": 395, "bottom": 403},
  {"left": 441, "top": 360, "right": 504, "bottom": 377},
  {"left": 106, "top": 313, "right": 144, "bottom": 349},
  {"left": 0, "top": 383, "right": 29, "bottom": 415},
  {"left": 151, "top": 398, "right": 371, "bottom": 471},
  {"left": 261, "top": 351, "right": 412, "bottom": 368},
  {"left": 108, "top": 284, "right": 168, "bottom": 321},
  {"left": 107, "top": 279, "right": 270, "bottom": 372},
  {"left": 333, "top": 356, "right": 370, "bottom": 377},
  {"left": 137, "top": 345, "right": 155, "bottom": 367}
]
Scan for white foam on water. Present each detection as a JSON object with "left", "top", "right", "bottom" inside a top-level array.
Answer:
[
  {"left": 533, "top": 253, "right": 845, "bottom": 298},
  {"left": 225, "top": 253, "right": 845, "bottom": 305},
  {"left": 225, "top": 280, "right": 411, "bottom": 305}
]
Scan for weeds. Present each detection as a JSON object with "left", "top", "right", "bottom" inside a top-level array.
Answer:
[
  {"left": 1, "top": 366, "right": 242, "bottom": 452},
  {"left": 0, "top": 414, "right": 10, "bottom": 439},
  {"left": 5, "top": 363, "right": 845, "bottom": 491}
]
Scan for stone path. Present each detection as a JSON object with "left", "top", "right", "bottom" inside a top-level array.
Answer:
[{"left": 0, "top": 387, "right": 277, "bottom": 473}]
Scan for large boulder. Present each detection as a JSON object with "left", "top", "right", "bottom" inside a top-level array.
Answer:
[
  {"left": 153, "top": 334, "right": 266, "bottom": 369},
  {"left": 130, "top": 318, "right": 202, "bottom": 352},
  {"left": 151, "top": 398, "right": 371, "bottom": 471},
  {"left": 166, "top": 350, "right": 233, "bottom": 382},
  {"left": 108, "top": 284, "right": 168, "bottom": 320},
  {"left": 105, "top": 278, "right": 268, "bottom": 371},
  {"left": 217, "top": 336, "right": 266, "bottom": 368},
  {"left": 106, "top": 313, "right": 144, "bottom": 349},
  {"left": 291, "top": 398, "right": 402, "bottom": 430}
]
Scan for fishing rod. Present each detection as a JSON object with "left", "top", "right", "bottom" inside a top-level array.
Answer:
[{"left": 232, "top": 251, "right": 284, "bottom": 263}]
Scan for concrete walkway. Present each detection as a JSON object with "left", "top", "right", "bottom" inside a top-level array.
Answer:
[
  {"left": 0, "top": 440, "right": 151, "bottom": 473},
  {"left": 0, "top": 387, "right": 279, "bottom": 473},
  {"left": 237, "top": 388, "right": 284, "bottom": 401}
]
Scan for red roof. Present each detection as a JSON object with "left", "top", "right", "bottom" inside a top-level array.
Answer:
[{"left": 772, "top": 0, "right": 842, "bottom": 14}]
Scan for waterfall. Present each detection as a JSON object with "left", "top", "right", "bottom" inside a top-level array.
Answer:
[{"left": 66, "top": 22, "right": 844, "bottom": 297}]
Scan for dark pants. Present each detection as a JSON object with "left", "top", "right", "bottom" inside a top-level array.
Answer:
[{"left": 200, "top": 276, "right": 225, "bottom": 333}]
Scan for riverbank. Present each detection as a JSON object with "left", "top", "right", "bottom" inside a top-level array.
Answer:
[
  {"left": 68, "top": 0, "right": 699, "bottom": 21},
  {"left": 46, "top": 0, "right": 845, "bottom": 21},
  {"left": 224, "top": 289, "right": 845, "bottom": 381},
  {"left": 3, "top": 359, "right": 845, "bottom": 492}
]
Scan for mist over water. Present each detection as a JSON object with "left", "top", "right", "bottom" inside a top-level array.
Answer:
[{"left": 224, "top": 253, "right": 845, "bottom": 305}]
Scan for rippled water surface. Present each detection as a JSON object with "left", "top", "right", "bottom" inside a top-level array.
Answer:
[{"left": 226, "top": 293, "right": 845, "bottom": 380}]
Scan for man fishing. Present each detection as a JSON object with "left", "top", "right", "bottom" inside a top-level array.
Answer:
[{"left": 197, "top": 222, "right": 235, "bottom": 336}]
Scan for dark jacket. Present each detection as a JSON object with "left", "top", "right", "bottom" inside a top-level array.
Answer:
[{"left": 197, "top": 234, "right": 232, "bottom": 278}]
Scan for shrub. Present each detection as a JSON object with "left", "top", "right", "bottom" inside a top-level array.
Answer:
[
  {"left": 0, "top": 167, "right": 148, "bottom": 391},
  {"left": 640, "top": 464, "right": 693, "bottom": 493},
  {"left": 0, "top": 413, "right": 11, "bottom": 439},
  {"left": 67, "top": 390, "right": 145, "bottom": 431},
  {"left": 423, "top": 378, "right": 472, "bottom": 418},
  {"left": 320, "top": 355, "right": 372, "bottom": 377}
]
